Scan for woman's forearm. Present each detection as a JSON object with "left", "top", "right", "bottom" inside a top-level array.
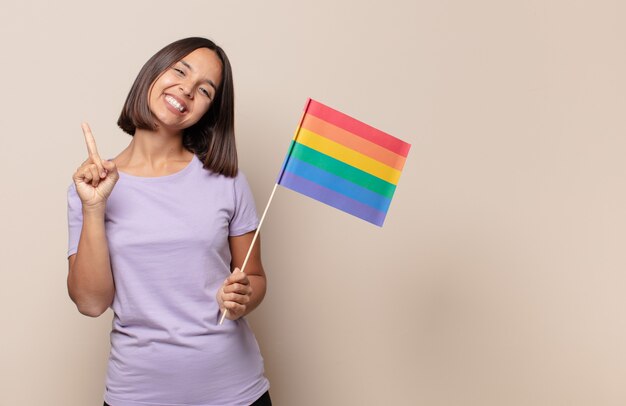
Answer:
[{"left": 67, "top": 205, "right": 115, "bottom": 317}]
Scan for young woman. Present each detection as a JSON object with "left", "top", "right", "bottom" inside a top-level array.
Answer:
[{"left": 66, "top": 37, "right": 271, "bottom": 406}]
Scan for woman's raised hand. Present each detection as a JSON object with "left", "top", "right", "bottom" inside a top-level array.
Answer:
[{"left": 72, "top": 122, "right": 119, "bottom": 209}]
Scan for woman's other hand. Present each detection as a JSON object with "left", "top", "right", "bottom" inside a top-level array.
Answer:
[
  {"left": 216, "top": 268, "right": 252, "bottom": 321},
  {"left": 72, "top": 122, "right": 119, "bottom": 209}
]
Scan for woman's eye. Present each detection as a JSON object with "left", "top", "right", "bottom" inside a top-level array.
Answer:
[
  {"left": 200, "top": 88, "right": 211, "bottom": 98},
  {"left": 173, "top": 68, "right": 184, "bottom": 75}
]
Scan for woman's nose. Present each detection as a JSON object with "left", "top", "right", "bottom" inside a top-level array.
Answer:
[{"left": 179, "top": 84, "right": 193, "bottom": 99}]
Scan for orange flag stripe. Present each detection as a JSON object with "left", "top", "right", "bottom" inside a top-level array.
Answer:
[{"left": 301, "top": 114, "right": 407, "bottom": 171}]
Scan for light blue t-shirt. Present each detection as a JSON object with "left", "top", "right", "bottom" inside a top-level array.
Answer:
[{"left": 67, "top": 154, "right": 270, "bottom": 406}]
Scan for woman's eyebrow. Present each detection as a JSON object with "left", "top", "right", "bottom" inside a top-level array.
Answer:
[{"left": 180, "top": 60, "right": 217, "bottom": 91}]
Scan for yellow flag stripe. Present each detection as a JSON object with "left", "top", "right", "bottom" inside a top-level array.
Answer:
[{"left": 295, "top": 127, "right": 402, "bottom": 185}]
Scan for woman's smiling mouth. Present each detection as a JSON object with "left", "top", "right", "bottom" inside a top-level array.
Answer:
[{"left": 165, "top": 95, "right": 187, "bottom": 113}]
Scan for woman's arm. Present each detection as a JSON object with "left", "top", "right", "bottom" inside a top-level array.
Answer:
[
  {"left": 67, "top": 204, "right": 115, "bottom": 317},
  {"left": 217, "top": 230, "right": 267, "bottom": 320},
  {"left": 67, "top": 123, "right": 118, "bottom": 317}
]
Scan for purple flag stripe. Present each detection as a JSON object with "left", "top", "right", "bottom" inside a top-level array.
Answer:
[{"left": 279, "top": 171, "right": 387, "bottom": 227}]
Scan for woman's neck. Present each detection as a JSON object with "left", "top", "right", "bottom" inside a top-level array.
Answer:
[{"left": 115, "top": 128, "right": 194, "bottom": 174}]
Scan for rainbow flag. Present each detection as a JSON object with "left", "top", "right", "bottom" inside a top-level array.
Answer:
[{"left": 277, "top": 98, "right": 411, "bottom": 226}]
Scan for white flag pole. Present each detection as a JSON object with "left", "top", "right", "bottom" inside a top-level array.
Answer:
[
  {"left": 219, "top": 183, "right": 280, "bottom": 325},
  {"left": 219, "top": 99, "right": 310, "bottom": 325}
]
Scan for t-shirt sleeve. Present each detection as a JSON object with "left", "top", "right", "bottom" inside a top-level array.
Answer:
[
  {"left": 229, "top": 171, "right": 259, "bottom": 236},
  {"left": 67, "top": 182, "right": 83, "bottom": 258}
]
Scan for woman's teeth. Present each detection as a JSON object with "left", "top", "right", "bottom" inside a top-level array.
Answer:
[{"left": 165, "top": 95, "right": 185, "bottom": 112}]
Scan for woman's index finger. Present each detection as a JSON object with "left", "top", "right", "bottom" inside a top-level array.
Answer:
[{"left": 81, "top": 122, "right": 101, "bottom": 159}]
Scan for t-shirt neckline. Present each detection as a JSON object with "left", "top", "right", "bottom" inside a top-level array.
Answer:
[{"left": 115, "top": 154, "right": 198, "bottom": 182}]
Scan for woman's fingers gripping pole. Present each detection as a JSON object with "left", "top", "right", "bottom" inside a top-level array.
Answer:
[{"left": 81, "top": 122, "right": 107, "bottom": 178}]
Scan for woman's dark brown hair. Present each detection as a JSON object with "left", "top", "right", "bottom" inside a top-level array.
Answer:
[{"left": 117, "top": 37, "right": 237, "bottom": 177}]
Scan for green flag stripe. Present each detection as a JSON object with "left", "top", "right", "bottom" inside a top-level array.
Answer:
[{"left": 291, "top": 142, "right": 397, "bottom": 198}]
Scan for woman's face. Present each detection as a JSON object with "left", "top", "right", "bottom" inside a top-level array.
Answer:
[{"left": 147, "top": 47, "right": 223, "bottom": 133}]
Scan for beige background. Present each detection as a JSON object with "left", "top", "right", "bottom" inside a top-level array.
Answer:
[{"left": 1, "top": 0, "right": 625, "bottom": 405}]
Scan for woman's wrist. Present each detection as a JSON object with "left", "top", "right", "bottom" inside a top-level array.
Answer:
[{"left": 82, "top": 203, "right": 106, "bottom": 217}]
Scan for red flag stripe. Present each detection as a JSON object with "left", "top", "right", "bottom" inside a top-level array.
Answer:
[{"left": 305, "top": 99, "right": 411, "bottom": 157}]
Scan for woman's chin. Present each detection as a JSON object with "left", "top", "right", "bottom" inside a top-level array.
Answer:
[{"left": 152, "top": 117, "right": 187, "bottom": 133}]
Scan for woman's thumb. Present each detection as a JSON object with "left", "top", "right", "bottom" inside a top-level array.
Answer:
[{"left": 102, "top": 159, "right": 117, "bottom": 172}]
